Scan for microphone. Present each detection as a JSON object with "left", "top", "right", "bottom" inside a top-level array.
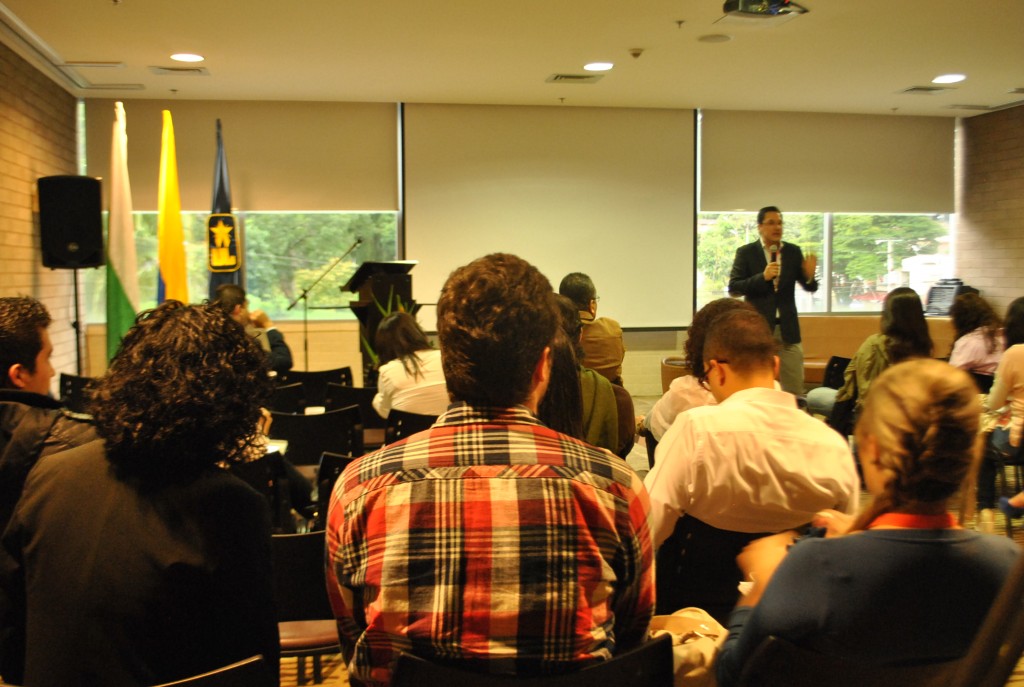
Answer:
[{"left": 769, "top": 244, "right": 779, "bottom": 291}]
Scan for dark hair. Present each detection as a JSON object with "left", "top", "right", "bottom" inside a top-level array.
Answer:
[
  {"left": 757, "top": 206, "right": 781, "bottom": 225},
  {"left": 213, "top": 283, "right": 246, "bottom": 313},
  {"left": 438, "top": 253, "right": 558, "bottom": 407},
  {"left": 558, "top": 273, "right": 596, "bottom": 311},
  {"left": 538, "top": 295, "right": 584, "bottom": 438},
  {"left": 89, "top": 301, "right": 272, "bottom": 483},
  {"left": 685, "top": 298, "right": 757, "bottom": 375},
  {"left": 949, "top": 292, "right": 1002, "bottom": 355},
  {"left": 375, "top": 312, "right": 433, "bottom": 378},
  {"left": 1004, "top": 297, "right": 1024, "bottom": 349},
  {"left": 702, "top": 309, "right": 777, "bottom": 377},
  {"left": 852, "top": 359, "right": 981, "bottom": 530},
  {"left": 880, "top": 287, "right": 932, "bottom": 363},
  {"left": 0, "top": 296, "right": 51, "bottom": 389}
]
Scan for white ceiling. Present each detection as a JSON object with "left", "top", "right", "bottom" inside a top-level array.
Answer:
[{"left": 2, "top": 0, "right": 1023, "bottom": 117}]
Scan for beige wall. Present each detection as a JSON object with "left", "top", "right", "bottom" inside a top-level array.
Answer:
[
  {"left": 957, "top": 105, "right": 1024, "bottom": 314},
  {"left": 0, "top": 41, "right": 82, "bottom": 391}
]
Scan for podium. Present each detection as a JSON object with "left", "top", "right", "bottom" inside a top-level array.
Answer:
[{"left": 343, "top": 261, "right": 419, "bottom": 386}]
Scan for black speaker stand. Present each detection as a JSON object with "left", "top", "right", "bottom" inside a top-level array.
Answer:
[{"left": 71, "top": 267, "right": 83, "bottom": 375}]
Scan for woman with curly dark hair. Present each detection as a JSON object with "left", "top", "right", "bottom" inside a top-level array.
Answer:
[
  {"left": 949, "top": 292, "right": 1003, "bottom": 377},
  {"left": 0, "top": 301, "right": 280, "bottom": 687}
]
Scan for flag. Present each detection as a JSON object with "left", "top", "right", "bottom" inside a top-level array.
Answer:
[
  {"left": 207, "top": 118, "right": 243, "bottom": 300},
  {"left": 157, "top": 109, "right": 189, "bottom": 304},
  {"left": 106, "top": 102, "right": 140, "bottom": 360}
]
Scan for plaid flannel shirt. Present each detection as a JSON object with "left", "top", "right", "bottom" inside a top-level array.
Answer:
[{"left": 326, "top": 402, "right": 654, "bottom": 687}]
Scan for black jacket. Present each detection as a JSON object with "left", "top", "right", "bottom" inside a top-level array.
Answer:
[{"left": 728, "top": 240, "right": 818, "bottom": 344}]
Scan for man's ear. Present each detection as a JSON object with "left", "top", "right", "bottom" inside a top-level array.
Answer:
[
  {"left": 7, "top": 363, "right": 28, "bottom": 390},
  {"left": 533, "top": 345, "right": 552, "bottom": 389},
  {"left": 773, "top": 355, "right": 781, "bottom": 380}
]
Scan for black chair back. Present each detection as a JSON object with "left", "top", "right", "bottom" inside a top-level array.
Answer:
[
  {"left": 384, "top": 409, "right": 438, "bottom": 445},
  {"left": 655, "top": 514, "right": 768, "bottom": 621},
  {"left": 822, "top": 356, "right": 851, "bottom": 390},
  {"left": 326, "top": 383, "right": 386, "bottom": 450},
  {"left": 392, "top": 634, "right": 672, "bottom": 687},
  {"left": 735, "top": 635, "right": 956, "bottom": 687},
  {"left": 278, "top": 367, "right": 353, "bottom": 408},
  {"left": 227, "top": 451, "right": 295, "bottom": 533},
  {"left": 269, "top": 405, "right": 363, "bottom": 465},
  {"left": 271, "top": 531, "right": 334, "bottom": 622},
  {"left": 268, "top": 382, "right": 306, "bottom": 414},
  {"left": 59, "top": 372, "right": 95, "bottom": 414},
  {"left": 152, "top": 655, "right": 271, "bottom": 687},
  {"left": 970, "top": 371, "right": 995, "bottom": 394},
  {"left": 313, "top": 451, "right": 357, "bottom": 531}
]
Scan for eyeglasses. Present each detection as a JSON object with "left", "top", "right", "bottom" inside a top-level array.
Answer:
[{"left": 698, "top": 359, "right": 729, "bottom": 390}]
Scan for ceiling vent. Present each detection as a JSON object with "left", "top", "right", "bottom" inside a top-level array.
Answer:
[
  {"left": 900, "top": 86, "right": 950, "bottom": 96},
  {"left": 947, "top": 99, "right": 1024, "bottom": 112},
  {"left": 149, "top": 65, "right": 210, "bottom": 76},
  {"left": 546, "top": 73, "right": 603, "bottom": 84}
]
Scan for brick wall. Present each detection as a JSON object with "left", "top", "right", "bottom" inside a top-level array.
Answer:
[
  {"left": 0, "top": 41, "right": 81, "bottom": 388},
  {"left": 958, "top": 105, "right": 1024, "bottom": 314}
]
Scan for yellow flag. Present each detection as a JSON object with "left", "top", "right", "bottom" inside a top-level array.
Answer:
[{"left": 157, "top": 110, "right": 189, "bottom": 303}]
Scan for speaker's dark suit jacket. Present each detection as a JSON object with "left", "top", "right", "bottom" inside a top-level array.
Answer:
[{"left": 728, "top": 240, "right": 818, "bottom": 344}]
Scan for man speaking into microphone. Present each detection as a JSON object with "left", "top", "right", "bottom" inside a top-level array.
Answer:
[{"left": 728, "top": 206, "right": 818, "bottom": 395}]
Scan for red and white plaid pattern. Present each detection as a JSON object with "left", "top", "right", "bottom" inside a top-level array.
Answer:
[{"left": 326, "top": 403, "right": 654, "bottom": 687}]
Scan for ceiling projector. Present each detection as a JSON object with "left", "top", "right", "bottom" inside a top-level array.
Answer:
[{"left": 723, "top": 0, "right": 809, "bottom": 17}]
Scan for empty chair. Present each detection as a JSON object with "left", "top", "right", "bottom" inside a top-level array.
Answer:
[
  {"left": 312, "top": 451, "right": 356, "bottom": 531},
  {"left": 227, "top": 450, "right": 296, "bottom": 534},
  {"left": 59, "top": 372, "right": 95, "bottom": 414},
  {"left": 278, "top": 367, "right": 353, "bottom": 408},
  {"left": 268, "top": 382, "right": 306, "bottom": 414},
  {"left": 391, "top": 633, "right": 673, "bottom": 687},
  {"left": 271, "top": 531, "right": 340, "bottom": 685},
  {"left": 152, "top": 655, "right": 271, "bottom": 687},
  {"left": 734, "top": 635, "right": 956, "bottom": 687},
  {"left": 325, "top": 382, "right": 386, "bottom": 450},
  {"left": 970, "top": 371, "right": 995, "bottom": 394},
  {"left": 269, "top": 405, "right": 363, "bottom": 466},
  {"left": 384, "top": 409, "right": 438, "bottom": 445}
]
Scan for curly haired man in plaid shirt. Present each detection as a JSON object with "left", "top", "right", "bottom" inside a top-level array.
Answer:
[{"left": 326, "top": 253, "right": 655, "bottom": 686}]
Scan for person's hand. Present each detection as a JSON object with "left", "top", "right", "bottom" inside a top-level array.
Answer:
[
  {"left": 250, "top": 309, "right": 272, "bottom": 329},
  {"left": 812, "top": 509, "right": 853, "bottom": 537},
  {"left": 763, "top": 261, "right": 781, "bottom": 282},
  {"left": 735, "top": 530, "right": 798, "bottom": 606},
  {"left": 257, "top": 407, "right": 272, "bottom": 436},
  {"left": 803, "top": 253, "right": 818, "bottom": 281}
]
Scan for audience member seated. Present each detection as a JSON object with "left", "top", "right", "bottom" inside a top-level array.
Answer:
[
  {"left": 327, "top": 254, "right": 654, "bottom": 687},
  {"left": 979, "top": 296, "right": 1024, "bottom": 529},
  {"left": 644, "top": 308, "right": 857, "bottom": 618},
  {"left": 716, "top": 359, "right": 1021, "bottom": 687},
  {"left": 0, "top": 301, "right": 280, "bottom": 687},
  {"left": 537, "top": 327, "right": 585, "bottom": 441},
  {"left": 949, "top": 292, "right": 1004, "bottom": 378},
  {"left": 806, "top": 287, "right": 932, "bottom": 420},
  {"left": 371, "top": 312, "right": 449, "bottom": 418},
  {"left": 641, "top": 298, "right": 756, "bottom": 442},
  {"left": 214, "top": 283, "right": 293, "bottom": 374},
  {"left": 559, "top": 272, "right": 625, "bottom": 386},
  {"left": 0, "top": 296, "right": 95, "bottom": 536},
  {"left": 1000, "top": 490, "right": 1024, "bottom": 520}
]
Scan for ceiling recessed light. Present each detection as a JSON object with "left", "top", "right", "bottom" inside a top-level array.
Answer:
[
  {"left": 170, "top": 53, "right": 205, "bottom": 63},
  {"left": 583, "top": 62, "right": 614, "bottom": 72},
  {"left": 932, "top": 73, "right": 965, "bottom": 84}
]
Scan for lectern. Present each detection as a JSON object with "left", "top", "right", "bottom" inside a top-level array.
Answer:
[{"left": 343, "top": 260, "right": 419, "bottom": 386}]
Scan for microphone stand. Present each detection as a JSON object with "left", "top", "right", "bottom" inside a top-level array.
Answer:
[{"left": 287, "top": 238, "right": 362, "bottom": 371}]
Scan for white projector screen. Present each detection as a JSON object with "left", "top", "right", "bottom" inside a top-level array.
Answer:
[{"left": 404, "top": 104, "right": 696, "bottom": 329}]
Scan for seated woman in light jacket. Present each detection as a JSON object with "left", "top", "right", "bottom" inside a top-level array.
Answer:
[
  {"left": 716, "top": 359, "right": 1020, "bottom": 687},
  {"left": 948, "top": 292, "right": 1003, "bottom": 378}
]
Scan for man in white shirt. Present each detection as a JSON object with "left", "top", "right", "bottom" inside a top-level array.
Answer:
[{"left": 644, "top": 308, "right": 858, "bottom": 618}]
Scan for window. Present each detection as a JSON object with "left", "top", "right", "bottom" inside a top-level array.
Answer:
[
  {"left": 84, "top": 211, "right": 398, "bottom": 322},
  {"left": 696, "top": 212, "right": 951, "bottom": 313}
]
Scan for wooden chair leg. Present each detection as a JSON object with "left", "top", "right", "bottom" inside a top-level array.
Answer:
[
  {"left": 296, "top": 656, "right": 307, "bottom": 685},
  {"left": 313, "top": 655, "right": 323, "bottom": 683}
]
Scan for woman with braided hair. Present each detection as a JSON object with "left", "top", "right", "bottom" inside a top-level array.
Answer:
[{"left": 716, "top": 358, "right": 1020, "bottom": 687}]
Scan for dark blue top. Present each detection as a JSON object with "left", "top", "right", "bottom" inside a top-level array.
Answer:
[{"left": 717, "top": 528, "right": 1020, "bottom": 687}]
